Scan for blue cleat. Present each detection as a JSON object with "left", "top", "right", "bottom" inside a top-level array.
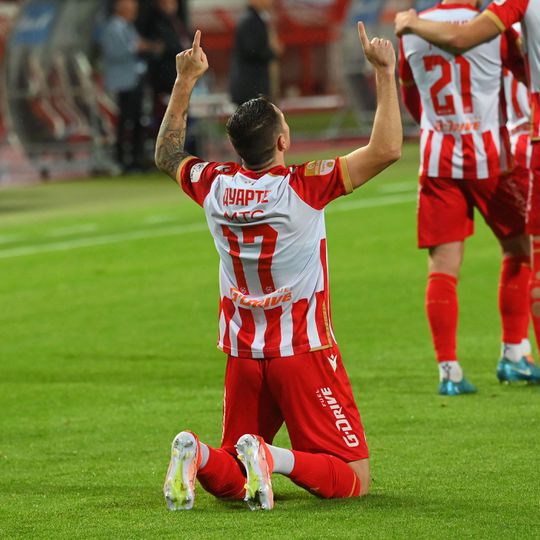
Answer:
[
  {"left": 438, "top": 377, "right": 477, "bottom": 396},
  {"left": 496, "top": 357, "right": 540, "bottom": 384}
]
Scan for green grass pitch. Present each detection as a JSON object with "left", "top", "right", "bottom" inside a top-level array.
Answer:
[{"left": 1, "top": 143, "right": 539, "bottom": 538}]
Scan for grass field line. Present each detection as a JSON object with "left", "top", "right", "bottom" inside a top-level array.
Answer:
[
  {"left": 330, "top": 193, "right": 416, "bottom": 213},
  {"left": 143, "top": 215, "right": 177, "bottom": 225},
  {"left": 0, "top": 234, "right": 23, "bottom": 245},
  {"left": 0, "top": 193, "right": 416, "bottom": 259},
  {"left": 47, "top": 224, "right": 99, "bottom": 238},
  {"left": 0, "top": 223, "right": 209, "bottom": 259},
  {"left": 377, "top": 181, "right": 418, "bottom": 194}
]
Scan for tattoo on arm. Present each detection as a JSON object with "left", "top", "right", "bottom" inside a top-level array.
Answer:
[{"left": 155, "top": 106, "right": 191, "bottom": 181}]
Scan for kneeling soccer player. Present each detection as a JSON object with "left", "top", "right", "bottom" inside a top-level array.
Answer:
[{"left": 155, "top": 27, "right": 402, "bottom": 510}]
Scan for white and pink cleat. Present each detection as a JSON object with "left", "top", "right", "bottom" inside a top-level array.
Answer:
[
  {"left": 163, "top": 431, "right": 201, "bottom": 511},
  {"left": 235, "top": 434, "right": 274, "bottom": 511}
]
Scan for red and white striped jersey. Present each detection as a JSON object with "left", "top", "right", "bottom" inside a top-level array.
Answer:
[
  {"left": 486, "top": 0, "right": 540, "bottom": 140},
  {"left": 503, "top": 66, "right": 532, "bottom": 170},
  {"left": 177, "top": 156, "right": 353, "bottom": 358},
  {"left": 400, "top": 4, "right": 520, "bottom": 179}
]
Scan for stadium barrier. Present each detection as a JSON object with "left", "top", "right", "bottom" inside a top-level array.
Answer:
[{"left": 0, "top": 0, "right": 117, "bottom": 185}]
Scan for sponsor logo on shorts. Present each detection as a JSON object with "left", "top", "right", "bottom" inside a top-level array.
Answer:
[
  {"left": 190, "top": 162, "right": 209, "bottom": 183},
  {"left": 316, "top": 387, "right": 360, "bottom": 448}
]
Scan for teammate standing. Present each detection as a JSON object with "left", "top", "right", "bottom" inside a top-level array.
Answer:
[
  {"left": 502, "top": 26, "right": 535, "bottom": 365},
  {"left": 155, "top": 26, "right": 402, "bottom": 510},
  {"left": 396, "top": 0, "right": 540, "bottom": 385},
  {"left": 399, "top": 0, "right": 531, "bottom": 394}
]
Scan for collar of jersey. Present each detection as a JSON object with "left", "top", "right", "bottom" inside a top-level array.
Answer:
[{"left": 239, "top": 165, "right": 289, "bottom": 179}]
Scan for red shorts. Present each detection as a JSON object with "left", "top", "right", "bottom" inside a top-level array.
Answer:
[
  {"left": 221, "top": 345, "right": 369, "bottom": 463},
  {"left": 527, "top": 142, "right": 540, "bottom": 235},
  {"left": 417, "top": 173, "right": 528, "bottom": 249}
]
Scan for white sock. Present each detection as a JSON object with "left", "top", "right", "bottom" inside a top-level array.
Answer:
[
  {"left": 267, "top": 444, "right": 295, "bottom": 475},
  {"left": 521, "top": 338, "right": 532, "bottom": 357},
  {"left": 501, "top": 343, "right": 522, "bottom": 362},
  {"left": 438, "top": 360, "right": 463, "bottom": 382},
  {"left": 199, "top": 442, "right": 210, "bottom": 470}
]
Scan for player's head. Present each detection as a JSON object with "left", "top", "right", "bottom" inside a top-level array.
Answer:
[
  {"left": 114, "top": 0, "right": 138, "bottom": 22},
  {"left": 226, "top": 97, "right": 290, "bottom": 170}
]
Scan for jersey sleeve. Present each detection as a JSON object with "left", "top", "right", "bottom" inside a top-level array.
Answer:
[
  {"left": 500, "top": 27, "right": 527, "bottom": 83},
  {"left": 485, "top": 0, "right": 528, "bottom": 32},
  {"left": 398, "top": 38, "right": 415, "bottom": 88},
  {"left": 176, "top": 157, "right": 221, "bottom": 207},
  {"left": 398, "top": 38, "right": 421, "bottom": 124},
  {"left": 289, "top": 157, "right": 353, "bottom": 210}
]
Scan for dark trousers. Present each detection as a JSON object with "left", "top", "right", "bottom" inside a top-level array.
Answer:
[{"left": 116, "top": 84, "right": 144, "bottom": 169}]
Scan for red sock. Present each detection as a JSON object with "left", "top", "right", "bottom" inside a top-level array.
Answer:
[
  {"left": 499, "top": 255, "right": 531, "bottom": 344},
  {"left": 426, "top": 273, "right": 458, "bottom": 361},
  {"left": 196, "top": 446, "right": 245, "bottom": 500},
  {"left": 530, "top": 240, "right": 540, "bottom": 352},
  {"left": 289, "top": 451, "right": 361, "bottom": 499}
]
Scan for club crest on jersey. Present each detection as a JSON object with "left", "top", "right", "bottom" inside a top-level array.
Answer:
[
  {"left": 305, "top": 160, "right": 336, "bottom": 177},
  {"left": 190, "top": 162, "right": 209, "bottom": 183}
]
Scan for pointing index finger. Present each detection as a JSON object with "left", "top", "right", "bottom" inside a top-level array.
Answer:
[
  {"left": 357, "top": 21, "right": 370, "bottom": 51},
  {"left": 192, "top": 29, "right": 201, "bottom": 51}
]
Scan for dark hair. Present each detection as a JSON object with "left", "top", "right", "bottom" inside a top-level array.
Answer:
[{"left": 226, "top": 97, "right": 281, "bottom": 168}]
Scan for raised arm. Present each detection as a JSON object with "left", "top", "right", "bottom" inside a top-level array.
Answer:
[
  {"left": 155, "top": 30, "right": 208, "bottom": 181},
  {"left": 394, "top": 9, "right": 501, "bottom": 53},
  {"left": 344, "top": 23, "right": 402, "bottom": 189}
]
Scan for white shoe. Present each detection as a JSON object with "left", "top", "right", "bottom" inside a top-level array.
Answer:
[
  {"left": 163, "top": 431, "right": 201, "bottom": 511},
  {"left": 235, "top": 434, "right": 274, "bottom": 511}
]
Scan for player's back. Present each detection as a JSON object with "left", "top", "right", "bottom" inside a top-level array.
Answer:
[
  {"left": 179, "top": 156, "right": 352, "bottom": 359},
  {"left": 401, "top": 4, "right": 503, "bottom": 179},
  {"left": 207, "top": 164, "right": 327, "bottom": 298}
]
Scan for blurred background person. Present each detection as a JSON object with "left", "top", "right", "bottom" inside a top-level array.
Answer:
[
  {"left": 100, "top": 0, "right": 162, "bottom": 173},
  {"left": 229, "top": 0, "right": 284, "bottom": 106},
  {"left": 142, "top": 0, "right": 203, "bottom": 155},
  {"left": 142, "top": 0, "right": 191, "bottom": 116}
]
